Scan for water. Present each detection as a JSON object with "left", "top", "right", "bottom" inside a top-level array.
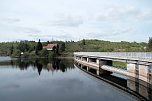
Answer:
[
  {"left": 0, "top": 57, "right": 150, "bottom": 101},
  {"left": 0, "top": 56, "right": 12, "bottom": 62}
]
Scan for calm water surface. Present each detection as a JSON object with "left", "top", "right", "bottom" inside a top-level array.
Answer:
[{"left": 0, "top": 57, "right": 149, "bottom": 101}]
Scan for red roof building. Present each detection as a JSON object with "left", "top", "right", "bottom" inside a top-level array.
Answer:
[{"left": 43, "top": 44, "right": 57, "bottom": 50}]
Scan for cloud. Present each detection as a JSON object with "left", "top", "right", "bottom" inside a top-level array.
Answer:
[
  {"left": 15, "top": 27, "right": 41, "bottom": 34},
  {"left": 1, "top": 17, "right": 20, "bottom": 23},
  {"left": 28, "top": 30, "right": 75, "bottom": 41},
  {"left": 85, "top": 28, "right": 131, "bottom": 38},
  {"left": 136, "top": 10, "right": 152, "bottom": 20},
  {"left": 96, "top": 6, "right": 152, "bottom": 22},
  {"left": 44, "top": 15, "right": 83, "bottom": 27},
  {"left": 0, "top": 0, "right": 151, "bottom": 42}
]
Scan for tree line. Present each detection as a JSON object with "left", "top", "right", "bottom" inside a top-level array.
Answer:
[
  {"left": 0, "top": 38, "right": 151, "bottom": 58},
  {"left": 0, "top": 39, "right": 66, "bottom": 58}
]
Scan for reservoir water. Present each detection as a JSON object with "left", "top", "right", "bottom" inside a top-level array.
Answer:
[{"left": 0, "top": 57, "right": 151, "bottom": 101}]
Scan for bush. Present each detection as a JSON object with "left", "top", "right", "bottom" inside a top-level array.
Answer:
[
  {"left": 12, "top": 49, "right": 21, "bottom": 57},
  {"left": 48, "top": 51, "right": 56, "bottom": 58},
  {"left": 29, "top": 51, "right": 38, "bottom": 59},
  {"left": 39, "top": 49, "right": 49, "bottom": 57},
  {"left": 22, "top": 52, "right": 30, "bottom": 58}
]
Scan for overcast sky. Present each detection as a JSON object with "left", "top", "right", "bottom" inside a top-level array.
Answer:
[{"left": 0, "top": 0, "right": 152, "bottom": 42}]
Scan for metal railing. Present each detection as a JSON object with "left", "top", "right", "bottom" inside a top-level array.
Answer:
[{"left": 74, "top": 52, "right": 152, "bottom": 60}]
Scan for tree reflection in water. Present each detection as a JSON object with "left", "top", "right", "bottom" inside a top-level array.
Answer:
[{"left": 0, "top": 58, "right": 74, "bottom": 75}]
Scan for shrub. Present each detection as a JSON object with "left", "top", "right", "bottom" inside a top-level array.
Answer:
[
  {"left": 12, "top": 49, "right": 21, "bottom": 57},
  {"left": 39, "top": 49, "right": 49, "bottom": 57},
  {"left": 22, "top": 52, "right": 30, "bottom": 58}
]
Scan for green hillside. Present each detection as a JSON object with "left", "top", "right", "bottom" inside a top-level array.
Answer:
[
  {"left": 65, "top": 39, "right": 147, "bottom": 52},
  {"left": 0, "top": 39, "right": 150, "bottom": 57}
]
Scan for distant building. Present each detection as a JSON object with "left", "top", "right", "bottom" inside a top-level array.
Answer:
[{"left": 43, "top": 44, "right": 58, "bottom": 51}]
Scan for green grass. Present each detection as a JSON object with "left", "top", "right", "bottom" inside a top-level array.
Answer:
[{"left": 112, "top": 61, "right": 127, "bottom": 69}]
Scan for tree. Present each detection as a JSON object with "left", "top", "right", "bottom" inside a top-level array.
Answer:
[
  {"left": 52, "top": 46, "right": 56, "bottom": 53},
  {"left": 17, "top": 41, "right": 29, "bottom": 52},
  {"left": 10, "top": 45, "right": 14, "bottom": 55},
  {"left": 37, "top": 39, "right": 43, "bottom": 51},
  {"left": 148, "top": 37, "right": 152, "bottom": 51},
  {"left": 18, "top": 42, "right": 24, "bottom": 52},
  {"left": 47, "top": 41, "right": 50, "bottom": 44},
  {"left": 24, "top": 43, "right": 29, "bottom": 51},
  {"left": 56, "top": 44, "right": 59, "bottom": 54},
  {"left": 60, "top": 43, "right": 65, "bottom": 52},
  {"left": 39, "top": 49, "right": 49, "bottom": 57},
  {"left": 12, "top": 49, "right": 21, "bottom": 57},
  {"left": 82, "top": 39, "right": 86, "bottom": 45}
]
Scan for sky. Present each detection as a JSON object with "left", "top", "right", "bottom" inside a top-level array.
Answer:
[{"left": 0, "top": 0, "right": 152, "bottom": 42}]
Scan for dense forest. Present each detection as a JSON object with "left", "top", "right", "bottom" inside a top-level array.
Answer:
[{"left": 0, "top": 38, "right": 151, "bottom": 58}]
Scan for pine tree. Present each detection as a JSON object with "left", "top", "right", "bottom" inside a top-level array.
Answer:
[
  {"left": 82, "top": 39, "right": 86, "bottom": 45},
  {"left": 37, "top": 39, "right": 43, "bottom": 51},
  {"left": 56, "top": 44, "right": 59, "bottom": 54},
  {"left": 10, "top": 45, "right": 14, "bottom": 55}
]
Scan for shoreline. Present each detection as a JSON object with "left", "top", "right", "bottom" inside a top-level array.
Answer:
[
  {"left": 0, "top": 56, "right": 74, "bottom": 60},
  {"left": 56, "top": 56, "right": 73, "bottom": 59}
]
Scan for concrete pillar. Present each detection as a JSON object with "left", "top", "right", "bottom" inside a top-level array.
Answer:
[
  {"left": 127, "top": 76, "right": 150, "bottom": 100},
  {"left": 148, "top": 83, "right": 152, "bottom": 100},
  {"left": 96, "top": 59, "right": 100, "bottom": 65},
  {"left": 88, "top": 58, "right": 92, "bottom": 62},
  {"left": 87, "top": 58, "right": 89, "bottom": 62},
  {"left": 139, "top": 65, "right": 149, "bottom": 82},
  {"left": 81, "top": 57, "right": 83, "bottom": 61},
  {"left": 76, "top": 56, "right": 78, "bottom": 59},
  {"left": 148, "top": 73, "right": 152, "bottom": 84},
  {"left": 127, "top": 63, "right": 137, "bottom": 78},
  {"left": 97, "top": 70, "right": 100, "bottom": 75},
  {"left": 127, "top": 76, "right": 136, "bottom": 91},
  {"left": 139, "top": 81, "right": 148, "bottom": 99},
  {"left": 148, "top": 64, "right": 152, "bottom": 84},
  {"left": 87, "top": 66, "right": 89, "bottom": 71},
  {"left": 80, "top": 57, "right": 82, "bottom": 60},
  {"left": 80, "top": 64, "right": 82, "bottom": 68},
  {"left": 88, "top": 58, "right": 91, "bottom": 62}
]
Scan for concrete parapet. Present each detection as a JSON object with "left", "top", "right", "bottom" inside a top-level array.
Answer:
[
  {"left": 127, "top": 63, "right": 137, "bottom": 78},
  {"left": 74, "top": 54, "right": 152, "bottom": 83},
  {"left": 139, "top": 65, "right": 149, "bottom": 82}
]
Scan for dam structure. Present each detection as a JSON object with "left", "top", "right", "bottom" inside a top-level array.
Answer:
[{"left": 74, "top": 52, "right": 152, "bottom": 84}]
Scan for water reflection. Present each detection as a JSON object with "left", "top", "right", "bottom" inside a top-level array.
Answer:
[
  {"left": 0, "top": 58, "right": 151, "bottom": 101},
  {"left": 35, "top": 60, "right": 43, "bottom": 75},
  {"left": 74, "top": 61, "right": 152, "bottom": 101},
  {"left": 0, "top": 58, "right": 74, "bottom": 75}
]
